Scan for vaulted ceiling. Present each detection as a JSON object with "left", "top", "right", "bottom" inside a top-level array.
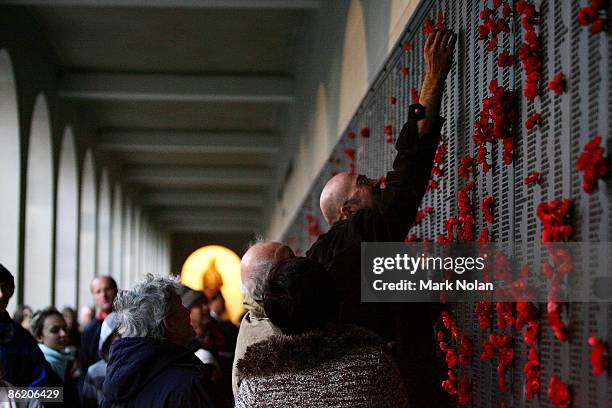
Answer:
[{"left": 6, "top": 0, "right": 318, "bottom": 246}]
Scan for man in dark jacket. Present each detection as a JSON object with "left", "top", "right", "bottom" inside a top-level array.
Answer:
[
  {"left": 102, "top": 274, "right": 216, "bottom": 408},
  {"left": 306, "top": 29, "right": 456, "bottom": 406},
  {"left": 80, "top": 275, "right": 118, "bottom": 380},
  {"left": 0, "top": 264, "right": 48, "bottom": 387}
]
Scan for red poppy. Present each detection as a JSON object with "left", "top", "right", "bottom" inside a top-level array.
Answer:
[
  {"left": 493, "top": 0, "right": 503, "bottom": 9},
  {"left": 588, "top": 336, "right": 608, "bottom": 376},
  {"left": 434, "top": 143, "right": 446, "bottom": 165},
  {"left": 576, "top": 135, "right": 609, "bottom": 194},
  {"left": 423, "top": 17, "right": 435, "bottom": 35},
  {"left": 480, "top": 7, "right": 493, "bottom": 20},
  {"left": 525, "top": 112, "right": 541, "bottom": 129},
  {"left": 347, "top": 131, "right": 356, "bottom": 140},
  {"left": 578, "top": 1, "right": 607, "bottom": 34},
  {"left": 400, "top": 66, "right": 409, "bottom": 76},
  {"left": 547, "top": 72, "right": 566, "bottom": 94},
  {"left": 548, "top": 375, "right": 571, "bottom": 408},
  {"left": 384, "top": 125, "right": 393, "bottom": 136},
  {"left": 481, "top": 196, "right": 495, "bottom": 224},
  {"left": 497, "top": 51, "right": 515, "bottom": 67},
  {"left": 459, "top": 155, "right": 474, "bottom": 179},
  {"left": 386, "top": 136, "right": 395, "bottom": 144},
  {"left": 524, "top": 348, "right": 541, "bottom": 400},
  {"left": 486, "top": 36, "right": 499, "bottom": 52},
  {"left": 524, "top": 171, "right": 541, "bottom": 185},
  {"left": 344, "top": 148, "right": 355, "bottom": 161},
  {"left": 435, "top": 12, "right": 445, "bottom": 30},
  {"left": 411, "top": 87, "right": 420, "bottom": 104},
  {"left": 537, "top": 199, "right": 573, "bottom": 243},
  {"left": 502, "top": 3, "right": 512, "bottom": 17},
  {"left": 547, "top": 301, "right": 568, "bottom": 342},
  {"left": 403, "top": 41, "right": 411, "bottom": 51},
  {"left": 360, "top": 127, "right": 370, "bottom": 138},
  {"left": 478, "top": 227, "right": 491, "bottom": 243},
  {"left": 389, "top": 95, "right": 397, "bottom": 105}
]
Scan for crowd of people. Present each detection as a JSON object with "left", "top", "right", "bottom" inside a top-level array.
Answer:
[{"left": 0, "top": 29, "right": 456, "bottom": 407}]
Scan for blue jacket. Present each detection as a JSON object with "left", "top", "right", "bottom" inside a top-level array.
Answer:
[
  {"left": 0, "top": 311, "right": 47, "bottom": 387},
  {"left": 102, "top": 337, "right": 216, "bottom": 408}
]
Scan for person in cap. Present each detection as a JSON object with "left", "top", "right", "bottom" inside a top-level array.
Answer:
[
  {"left": 0, "top": 264, "right": 48, "bottom": 387},
  {"left": 81, "top": 312, "right": 120, "bottom": 407}
]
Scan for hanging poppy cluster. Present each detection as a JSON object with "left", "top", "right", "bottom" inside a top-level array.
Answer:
[
  {"left": 480, "top": 332, "right": 514, "bottom": 392},
  {"left": 516, "top": 0, "right": 543, "bottom": 102},
  {"left": 456, "top": 181, "right": 476, "bottom": 241},
  {"left": 473, "top": 80, "right": 518, "bottom": 172},
  {"left": 548, "top": 375, "right": 572, "bottom": 408},
  {"left": 437, "top": 311, "right": 473, "bottom": 405},
  {"left": 536, "top": 199, "right": 573, "bottom": 243},
  {"left": 576, "top": 135, "right": 609, "bottom": 194},
  {"left": 477, "top": 2, "right": 511, "bottom": 53},
  {"left": 578, "top": 0, "right": 607, "bottom": 34},
  {"left": 428, "top": 143, "right": 446, "bottom": 191},
  {"left": 458, "top": 155, "right": 475, "bottom": 179},
  {"left": 514, "top": 301, "right": 541, "bottom": 400},
  {"left": 481, "top": 196, "right": 495, "bottom": 224},
  {"left": 588, "top": 336, "right": 608, "bottom": 376}
]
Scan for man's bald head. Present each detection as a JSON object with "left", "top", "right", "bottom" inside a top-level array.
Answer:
[
  {"left": 241, "top": 242, "right": 294, "bottom": 310},
  {"left": 320, "top": 172, "right": 354, "bottom": 225},
  {"left": 320, "top": 172, "right": 380, "bottom": 225}
]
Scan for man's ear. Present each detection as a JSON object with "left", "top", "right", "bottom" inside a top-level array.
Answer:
[
  {"left": 340, "top": 203, "right": 355, "bottom": 220},
  {"left": 273, "top": 245, "right": 295, "bottom": 263}
]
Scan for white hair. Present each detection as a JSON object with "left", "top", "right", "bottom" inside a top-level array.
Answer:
[
  {"left": 242, "top": 258, "right": 274, "bottom": 306},
  {"left": 113, "top": 274, "right": 180, "bottom": 340}
]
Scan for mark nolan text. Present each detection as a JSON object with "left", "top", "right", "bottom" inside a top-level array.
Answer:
[{"left": 373, "top": 279, "right": 494, "bottom": 291}]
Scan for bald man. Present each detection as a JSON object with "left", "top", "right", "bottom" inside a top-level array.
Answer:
[
  {"left": 232, "top": 241, "right": 294, "bottom": 397},
  {"left": 307, "top": 30, "right": 456, "bottom": 406}
]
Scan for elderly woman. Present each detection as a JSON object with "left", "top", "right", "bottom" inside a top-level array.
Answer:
[
  {"left": 101, "top": 274, "right": 217, "bottom": 408},
  {"left": 235, "top": 257, "right": 409, "bottom": 408}
]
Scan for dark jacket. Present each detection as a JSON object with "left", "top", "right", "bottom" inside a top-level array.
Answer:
[
  {"left": 102, "top": 337, "right": 216, "bottom": 408},
  {"left": 0, "top": 311, "right": 47, "bottom": 387},
  {"left": 307, "top": 103, "right": 443, "bottom": 338},
  {"left": 235, "top": 324, "right": 408, "bottom": 408},
  {"left": 80, "top": 318, "right": 103, "bottom": 379},
  {"left": 306, "top": 104, "right": 448, "bottom": 406}
]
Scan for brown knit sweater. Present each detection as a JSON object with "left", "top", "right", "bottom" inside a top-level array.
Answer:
[{"left": 235, "top": 325, "right": 409, "bottom": 408}]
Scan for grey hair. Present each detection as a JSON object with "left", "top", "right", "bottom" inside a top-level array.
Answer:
[
  {"left": 113, "top": 274, "right": 180, "bottom": 340},
  {"left": 242, "top": 258, "right": 274, "bottom": 306}
]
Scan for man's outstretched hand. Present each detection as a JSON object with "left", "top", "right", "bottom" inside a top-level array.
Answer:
[{"left": 418, "top": 29, "right": 457, "bottom": 137}]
